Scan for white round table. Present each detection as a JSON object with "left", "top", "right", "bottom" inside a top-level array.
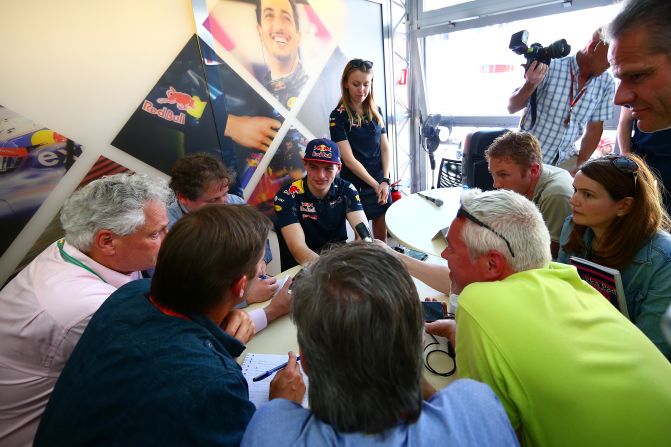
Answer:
[
  {"left": 386, "top": 187, "right": 463, "bottom": 256},
  {"left": 242, "top": 265, "right": 456, "bottom": 391}
]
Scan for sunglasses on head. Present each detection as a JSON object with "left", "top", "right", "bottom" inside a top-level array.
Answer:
[
  {"left": 457, "top": 206, "right": 516, "bottom": 258},
  {"left": 350, "top": 59, "right": 373, "bottom": 69},
  {"left": 594, "top": 154, "right": 639, "bottom": 191},
  {"left": 602, "top": 154, "right": 639, "bottom": 174}
]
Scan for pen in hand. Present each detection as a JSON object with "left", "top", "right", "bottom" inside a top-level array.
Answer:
[{"left": 252, "top": 356, "right": 301, "bottom": 382}]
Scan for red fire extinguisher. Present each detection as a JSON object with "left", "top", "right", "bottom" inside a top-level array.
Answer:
[{"left": 390, "top": 180, "right": 404, "bottom": 202}]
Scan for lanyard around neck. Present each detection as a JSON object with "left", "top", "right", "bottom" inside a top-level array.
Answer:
[
  {"left": 57, "top": 239, "right": 108, "bottom": 284},
  {"left": 564, "top": 64, "right": 589, "bottom": 126}
]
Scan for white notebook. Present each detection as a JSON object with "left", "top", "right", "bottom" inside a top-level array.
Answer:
[{"left": 240, "top": 353, "right": 309, "bottom": 408}]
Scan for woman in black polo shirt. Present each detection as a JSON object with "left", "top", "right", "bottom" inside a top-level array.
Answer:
[{"left": 329, "top": 58, "right": 392, "bottom": 241}]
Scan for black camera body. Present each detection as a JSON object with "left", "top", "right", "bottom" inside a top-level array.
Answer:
[{"left": 509, "top": 30, "right": 571, "bottom": 71}]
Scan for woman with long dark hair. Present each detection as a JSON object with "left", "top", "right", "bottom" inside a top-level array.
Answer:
[{"left": 558, "top": 154, "right": 671, "bottom": 358}]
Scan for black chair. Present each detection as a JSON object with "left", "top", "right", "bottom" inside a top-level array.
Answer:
[
  {"left": 461, "top": 129, "right": 509, "bottom": 191},
  {"left": 437, "top": 158, "right": 462, "bottom": 188}
]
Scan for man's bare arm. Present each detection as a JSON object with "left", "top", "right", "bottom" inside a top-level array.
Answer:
[
  {"left": 281, "top": 223, "right": 319, "bottom": 266},
  {"left": 617, "top": 107, "right": 634, "bottom": 154},
  {"left": 575, "top": 121, "right": 604, "bottom": 168},
  {"left": 372, "top": 240, "right": 451, "bottom": 294},
  {"left": 508, "top": 61, "right": 548, "bottom": 114}
]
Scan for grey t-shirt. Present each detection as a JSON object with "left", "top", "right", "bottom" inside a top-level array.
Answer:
[{"left": 532, "top": 164, "right": 573, "bottom": 243}]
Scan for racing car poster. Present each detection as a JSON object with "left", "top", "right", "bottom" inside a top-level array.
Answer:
[{"left": 0, "top": 105, "right": 83, "bottom": 257}]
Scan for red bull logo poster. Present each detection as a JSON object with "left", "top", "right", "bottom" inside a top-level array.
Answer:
[
  {"left": 190, "top": 0, "right": 386, "bottom": 219},
  {"left": 112, "top": 36, "right": 227, "bottom": 175},
  {"left": 111, "top": 1, "right": 386, "bottom": 221}
]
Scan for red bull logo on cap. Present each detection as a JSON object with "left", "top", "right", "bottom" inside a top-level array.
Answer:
[
  {"left": 304, "top": 139, "right": 340, "bottom": 164},
  {"left": 312, "top": 144, "right": 333, "bottom": 160}
]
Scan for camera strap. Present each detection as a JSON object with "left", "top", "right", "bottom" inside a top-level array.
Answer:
[{"left": 521, "top": 90, "right": 539, "bottom": 131}]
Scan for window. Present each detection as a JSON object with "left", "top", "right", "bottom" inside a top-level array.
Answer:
[
  {"left": 411, "top": 0, "right": 621, "bottom": 189},
  {"left": 424, "top": 4, "right": 620, "bottom": 117},
  {"left": 423, "top": 0, "right": 475, "bottom": 13}
]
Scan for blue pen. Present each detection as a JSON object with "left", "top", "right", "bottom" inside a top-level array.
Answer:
[{"left": 252, "top": 356, "right": 300, "bottom": 382}]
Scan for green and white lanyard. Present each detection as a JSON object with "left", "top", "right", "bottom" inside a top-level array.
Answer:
[{"left": 56, "top": 239, "right": 108, "bottom": 284}]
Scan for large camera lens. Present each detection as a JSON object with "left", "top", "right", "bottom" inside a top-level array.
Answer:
[{"left": 547, "top": 39, "right": 571, "bottom": 59}]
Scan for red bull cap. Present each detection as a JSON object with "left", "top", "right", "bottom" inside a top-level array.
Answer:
[{"left": 303, "top": 138, "right": 341, "bottom": 165}]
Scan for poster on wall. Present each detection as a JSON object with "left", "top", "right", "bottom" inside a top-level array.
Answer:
[
  {"left": 111, "top": 0, "right": 386, "bottom": 219},
  {"left": 111, "top": 35, "right": 227, "bottom": 177},
  {"left": 0, "top": 105, "right": 83, "bottom": 257},
  {"left": 12, "top": 156, "right": 132, "bottom": 275},
  {"left": 192, "top": 0, "right": 387, "bottom": 217}
]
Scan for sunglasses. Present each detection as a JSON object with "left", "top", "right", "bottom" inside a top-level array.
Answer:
[
  {"left": 350, "top": 59, "right": 373, "bottom": 69},
  {"left": 596, "top": 154, "right": 639, "bottom": 191},
  {"left": 603, "top": 154, "right": 639, "bottom": 174},
  {"left": 457, "top": 206, "right": 516, "bottom": 258}
]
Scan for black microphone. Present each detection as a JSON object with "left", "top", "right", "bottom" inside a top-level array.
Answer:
[
  {"left": 428, "top": 151, "right": 436, "bottom": 171},
  {"left": 355, "top": 223, "right": 373, "bottom": 242},
  {"left": 417, "top": 192, "right": 444, "bottom": 207}
]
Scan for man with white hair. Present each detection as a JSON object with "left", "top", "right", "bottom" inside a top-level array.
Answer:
[
  {"left": 426, "top": 188, "right": 671, "bottom": 447},
  {"left": 0, "top": 174, "right": 252, "bottom": 446}
]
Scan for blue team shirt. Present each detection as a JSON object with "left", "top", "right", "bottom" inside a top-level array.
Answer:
[
  {"left": 274, "top": 176, "right": 362, "bottom": 267},
  {"left": 329, "top": 105, "right": 387, "bottom": 190},
  {"left": 631, "top": 124, "right": 671, "bottom": 211}
]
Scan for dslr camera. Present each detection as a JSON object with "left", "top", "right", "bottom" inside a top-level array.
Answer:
[{"left": 509, "top": 30, "right": 571, "bottom": 71}]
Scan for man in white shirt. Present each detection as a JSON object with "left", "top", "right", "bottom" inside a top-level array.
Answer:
[{"left": 0, "top": 173, "right": 255, "bottom": 446}]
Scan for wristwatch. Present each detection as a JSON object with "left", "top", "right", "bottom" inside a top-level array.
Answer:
[{"left": 381, "top": 177, "right": 390, "bottom": 185}]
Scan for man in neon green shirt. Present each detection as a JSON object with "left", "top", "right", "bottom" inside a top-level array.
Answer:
[{"left": 426, "top": 188, "right": 671, "bottom": 447}]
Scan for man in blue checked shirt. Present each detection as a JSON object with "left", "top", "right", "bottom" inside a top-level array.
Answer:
[{"left": 508, "top": 28, "right": 615, "bottom": 173}]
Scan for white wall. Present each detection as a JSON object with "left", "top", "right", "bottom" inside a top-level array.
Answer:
[{"left": 0, "top": 0, "right": 196, "bottom": 282}]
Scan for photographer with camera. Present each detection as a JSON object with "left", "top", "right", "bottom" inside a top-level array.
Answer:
[{"left": 508, "top": 28, "right": 615, "bottom": 174}]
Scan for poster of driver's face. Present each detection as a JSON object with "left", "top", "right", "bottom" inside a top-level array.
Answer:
[
  {"left": 194, "top": 0, "right": 334, "bottom": 112},
  {"left": 192, "top": 0, "right": 339, "bottom": 214},
  {"left": 190, "top": 0, "right": 385, "bottom": 217}
]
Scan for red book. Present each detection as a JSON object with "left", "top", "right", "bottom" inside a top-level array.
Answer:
[{"left": 569, "top": 256, "right": 629, "bottom": 318}]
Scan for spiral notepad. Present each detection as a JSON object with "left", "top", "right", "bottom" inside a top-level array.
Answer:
[{"left": 241, "top": 353, "right": 309, "bottom": 408}]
